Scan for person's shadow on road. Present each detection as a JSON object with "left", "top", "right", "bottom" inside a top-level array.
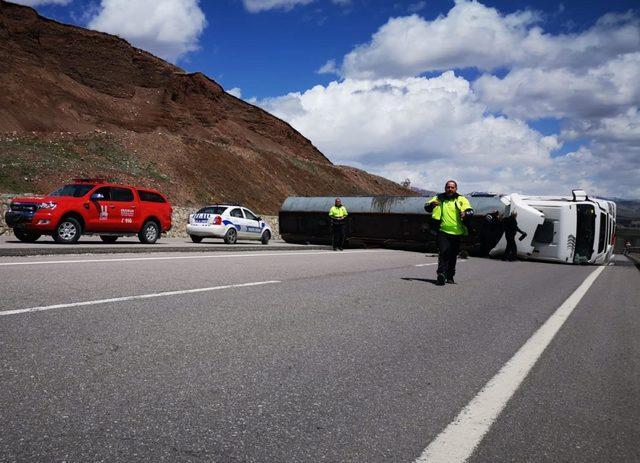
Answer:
[{"left": 401, "top": 277, "right": 440, "bottom": 285}]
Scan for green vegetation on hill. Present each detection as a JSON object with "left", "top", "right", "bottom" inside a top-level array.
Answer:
[{"left": 0, "top": 135, "right": 168, "bottom": 193}]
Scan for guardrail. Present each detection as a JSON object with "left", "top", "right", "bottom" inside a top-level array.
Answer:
[{"left": 625, "top": 247, "right": 640, "bottom": 268}]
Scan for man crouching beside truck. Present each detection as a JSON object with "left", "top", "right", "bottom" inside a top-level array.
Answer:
[{"left": 425, "top": 180, "right": 474, "bottom": 286}]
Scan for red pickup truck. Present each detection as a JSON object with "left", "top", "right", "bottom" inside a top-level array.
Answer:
[{"left": 5, "top": 179, "right": 172, "bottom": 244}]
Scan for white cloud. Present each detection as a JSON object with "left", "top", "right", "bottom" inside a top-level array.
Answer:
[
  {"left": 88, "top": 0, "right": 207, "bottom": 62},
  {"left": 276, "top": 1, "right": 638, "bottom": 197},
  {"left": 242, "top": 0, "right": 348, "bottom": 13},
  {"left": 408, "top": 1, "right": 426, "bottom": 14},
  {"left": 258, "top": 74, "right": 597, "bottom": 194},
  {"left": 10, "top": 0, "right": 72, "bottom": 5},
  {"left": 227, "top": 87, "right": 243, "bottom": 98},
  {"left": 339, "top": 1, "right": 541, "bottom": 79},
  {"left": 257, "top": 70, "right": 640, "bottom": 197},
  {"left": 317, "top": 59, "right": 337, "bottom": 74},
  {"left": 335, "top": 1, "right": 640, "bottom": 79},
  {"left": 474, "top": 53, "right": 640, "bottom": 120},
  {"left": 242, "top": 0, "right": 314, "bottom": 13}
]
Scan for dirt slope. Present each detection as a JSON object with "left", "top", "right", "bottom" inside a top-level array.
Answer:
[{"left": 0, "top": 1, "right": 413, "bottom": 212}]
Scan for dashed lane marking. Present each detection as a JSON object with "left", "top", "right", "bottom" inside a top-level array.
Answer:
[
  {"left": 0, "top": 280, "right": 281, "bottom": 317},
  {"left": 415, "top": 265, "right": 606, "bottom": 463}
]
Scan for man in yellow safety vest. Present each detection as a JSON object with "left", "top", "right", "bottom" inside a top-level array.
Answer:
[
  {"left": 328, "top": 198, "right": 348, "bottom": 251},
  {"left": 425, "top": 180, "right": 474, "bottom": 285}
]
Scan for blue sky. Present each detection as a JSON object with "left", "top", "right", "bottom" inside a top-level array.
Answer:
[
  {"left": 31, "top": 0, "right": 637, "bottom": 98},
  {"left": 14, "top": 0, "right": 640, "bottom": 198}
]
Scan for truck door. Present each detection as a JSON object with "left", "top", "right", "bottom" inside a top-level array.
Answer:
[
  {"left": 490, "top": 194, "right": 544, "bottom": 258},
  {"left": 85, "top": 186, "right": 118, "bottom": 232},
  {"left": 111, "top": 187, "right": 139, "bottom": 232}
]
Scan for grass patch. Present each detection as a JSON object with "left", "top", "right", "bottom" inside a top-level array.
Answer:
[{"left": 0, "top": 135, "right": 173, "bottom": 192}]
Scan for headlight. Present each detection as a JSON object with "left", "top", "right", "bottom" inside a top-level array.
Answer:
[{"left": 37, "top": 202, "right": 57, "bottom": 210}]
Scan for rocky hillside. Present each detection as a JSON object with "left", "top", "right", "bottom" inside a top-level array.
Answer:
[{"left": 0, "top": 1, "right": 413, "bottom": 213}]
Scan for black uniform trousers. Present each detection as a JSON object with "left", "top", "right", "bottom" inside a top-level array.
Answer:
[
  {"left": 504, "top": 232, "right": 517, "bottom": 260},
  {"left": 331, "top": 221, "right": 346, "bottom": 250},
  {"left": 436, "top": 231, "right": 461, "bottom": 278}
]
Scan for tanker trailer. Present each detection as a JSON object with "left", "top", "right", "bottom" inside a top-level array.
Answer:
[{"left": 279, "top": 195, "right": 507, "bottom": 252}]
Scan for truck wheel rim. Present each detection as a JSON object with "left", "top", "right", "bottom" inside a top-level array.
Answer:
[
  {"left": 146, "top": 226, "right": 157, "bottom": 241},
  {"left": 59, "top": 222, "right": 77, "bottom": 240}
]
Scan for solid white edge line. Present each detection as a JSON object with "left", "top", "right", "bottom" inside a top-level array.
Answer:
[
  {"left": 0, "top": 280, "right": 281, "bottom": 317},
  {"left": 415, "top": 265, "right": 606, "bottom": 463},
  {"left": 0, "top": 249, "right": 391, "bottom": 267}
]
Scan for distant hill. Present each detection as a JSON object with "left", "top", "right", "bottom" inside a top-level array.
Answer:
[
  {"left": 610, "top": 199, "right": 640, "bottom": 225},
  {"left": 0, "top": 1, "right": 413, "bottom": 213},
  {"left": 410, "top": 187, "right": 437, "bottom": 197}
]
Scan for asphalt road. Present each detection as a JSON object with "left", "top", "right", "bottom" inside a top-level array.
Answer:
[
  {"left": 0, "top": 250, "right": 638, "bottom": 462},
  {"left": 0, "top": 235, "right": 326, "bottom": 256}
]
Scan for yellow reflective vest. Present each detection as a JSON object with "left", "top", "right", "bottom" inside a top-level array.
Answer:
[
  {"left": 328, "top": 205, "right": 348, "bottom": 219},
  {"left": 427, "top": 194, "right": 472, "bottom": 235}
]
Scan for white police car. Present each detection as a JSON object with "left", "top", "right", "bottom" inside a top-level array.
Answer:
[{"left": 186, "top": 205, "right": 272, "bottom": 244}]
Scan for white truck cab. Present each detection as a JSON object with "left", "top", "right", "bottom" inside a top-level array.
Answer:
[{"left": 491, "top": 190, "right": 616, "bottom": 264}]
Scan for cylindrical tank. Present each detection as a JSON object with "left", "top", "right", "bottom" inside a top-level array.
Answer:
[{"left": 279, "top": 195, "right": 506, "bottom": 250}]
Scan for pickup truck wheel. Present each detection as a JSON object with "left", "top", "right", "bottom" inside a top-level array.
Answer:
[
  {"left": 260, "top": 230, "right": 270, "bottom": 245},
  {"left": 190, "top": 235, "right": 203, "bottom": 243},
  {"left": 14, "top": 230, "right": 41, "bottom": 243},
  {"left": 224, "top": 228, "right": 237, "bottom": 244},
  {"left": 138, "top": 221, "right": 159, "bottom": 244},
  {"left": 100, "top": 236, "right": 118, "bottom": 243},
  {"left": 53, "top": 217, "right": 82, "bottom": 244}
]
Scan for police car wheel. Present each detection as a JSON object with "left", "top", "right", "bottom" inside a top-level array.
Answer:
[
  {"left": 138, "top": 221, "right": 159, "bottom": 244},
  {"left": 190, "top": 235, "right": 203, "bottom": 243},
  {"left": 14, "top": 230, "right": 41, "bottom": 243},
  {"left": 100, "top": 235, "right": 118, "bottom": 243},
  {"left": 53, "top": 217, "right": 82, "bottom": 244},
  {"left": 224, "top": 228, "right": 237, "bottom": 244},
  {"left": 260, "top": 231, "right": 270, "bottom": 245}
]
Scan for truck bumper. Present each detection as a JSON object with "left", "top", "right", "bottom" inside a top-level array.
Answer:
[{"left": 5, "top": 211, "right": 56, "bottom": 231}]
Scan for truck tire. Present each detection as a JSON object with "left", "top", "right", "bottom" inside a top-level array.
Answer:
[
  {"left": 224, "top": 228, "right": 237, "bottom": 244},
  {"left": 138, "top": 221, "right": 160, "bottom": 244},
  {"left": 100, "top": 235, "right": 118, "bottom": 243},
  {"left": 53, "top": 217, "right": 82, "bottom": 244},
  {"left": 190, "top": 235, "right": 203, "bottom": 243},
  {"left": 14, "top": 230, "right": 41, "bottom": 243},
  {"left": 260, "top": 231, "right": 270, "bottom": 245}
]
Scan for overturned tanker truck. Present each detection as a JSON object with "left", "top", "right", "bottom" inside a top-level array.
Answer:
[
  {"left": 279, "top": 190, "right": 617, "bottom": 264},
  {"left": 278, "top": 195, "right": 507, "bottom": 254}
]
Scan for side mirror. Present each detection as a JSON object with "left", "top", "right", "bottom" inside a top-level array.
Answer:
[
  {"left": 91, "top": 193, "right": 105, "bottom": 201},
  {"left": 256, "top": 216, "right": 262, "bottom": 221}
]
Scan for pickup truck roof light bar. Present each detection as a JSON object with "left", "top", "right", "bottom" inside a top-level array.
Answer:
[{"left": 72, "top": 178, "right": 108, "bottom": 183}]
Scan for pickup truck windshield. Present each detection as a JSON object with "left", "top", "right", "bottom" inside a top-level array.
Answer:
[{"left": 49, "top": 184, "right": 95, "bottom": 197}]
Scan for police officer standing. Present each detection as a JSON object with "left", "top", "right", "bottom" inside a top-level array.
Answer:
[
  {"left": 502, "top": 211, "right": 527, "bottom": 261},
  {"left": 425, "top": 180, "right": 474, "bottom": 285},
  {"left": 329, "top": 198, "right": 348, "bottom": 251}
]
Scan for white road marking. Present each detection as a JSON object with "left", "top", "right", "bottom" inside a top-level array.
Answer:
[
  {"left": 0, "top": 280, "right": 281, "bottom": 317},
  {"left": 415, "top": 265, "right": 605, "bottom": 463},
  {"left": 0, "top": 249, "right": 391, "bottom": 267},
  {"left": 414, "top": 260, "right": 467, "bottom": 267}
]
